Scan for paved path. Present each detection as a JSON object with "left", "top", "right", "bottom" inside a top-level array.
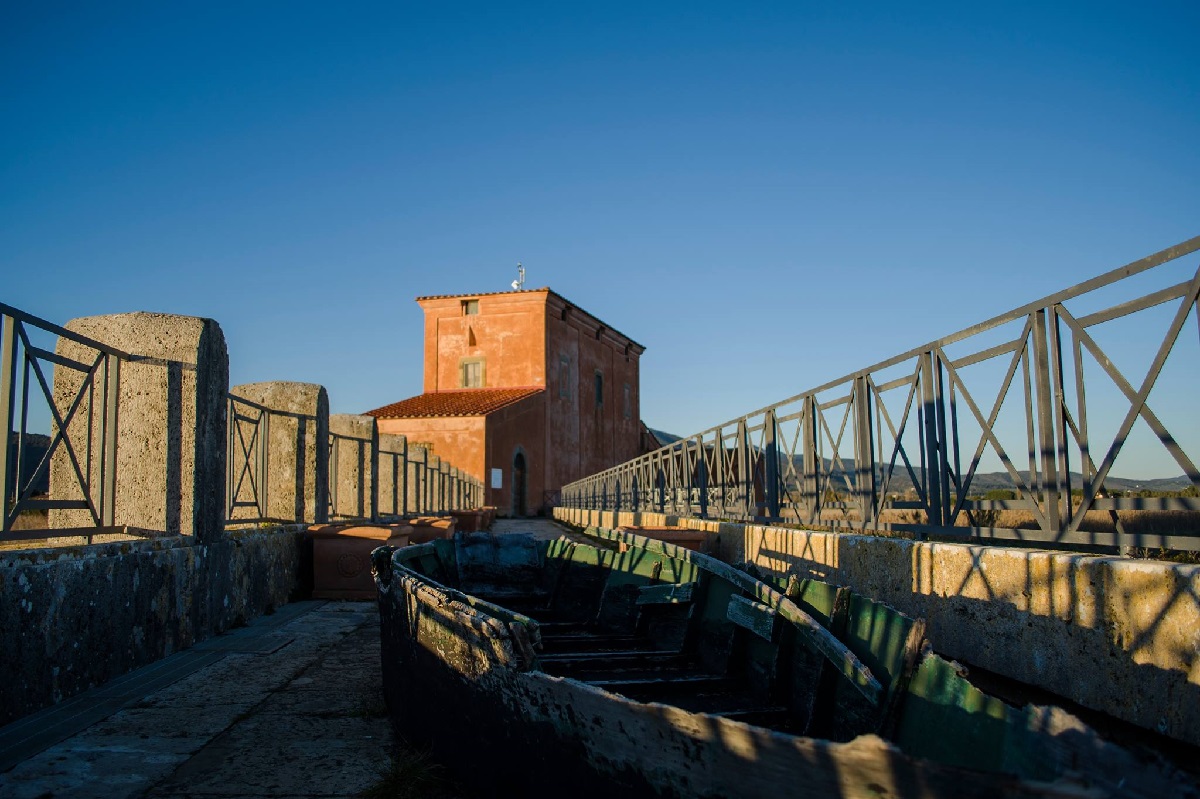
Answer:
[
  {"left": 1, "top": 602, "right": 397, "bottom": 799},
  {"left": 489, "top": 516, "right": 588, "bottom": 542},
  {"left": 0, "top": 519, "right": 579, "bottom": 799}
]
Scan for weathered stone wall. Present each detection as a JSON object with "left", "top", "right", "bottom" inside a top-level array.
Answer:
[
  {"left": 406, "top": 445, "right": 428, "bottom": 514},
  {"left": 50, "top": 313, "right": 228, "bottom": 542},
  {"left": 0, "top": 527, "right": 304, "bottom": 726},
  {"left": 376, "top": 433, "right": 407, "bottom": 517},
  {"left": 329, "top": 414, "right": 377, "bottom": 520},
  {"left": 553, "top": 507, "right": 1200, "bottom": 747},
  {"left": 228, "top": 382, "right": 329, "bottom": 525}
]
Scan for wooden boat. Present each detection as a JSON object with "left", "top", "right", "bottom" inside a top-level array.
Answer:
[{"left": 371, "top": 528, "right": 1195, "bottom": 799}]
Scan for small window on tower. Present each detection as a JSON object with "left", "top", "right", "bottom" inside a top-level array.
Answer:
[
  {"left": 461, "top": 358, "right": 484, "bottom": 388},
  {"left": 594, "top": 371, "right": 604, "bottom": 407},
  {"left": 462, "top": 299, "right": 479, "bottom": 315},
  {"left": 623, "top": 383, "right": 632, "bottom": 419}
]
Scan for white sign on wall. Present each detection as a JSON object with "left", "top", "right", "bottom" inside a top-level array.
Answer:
[{"left": 491, "top": 468, "right": 503, "bottom": 489}]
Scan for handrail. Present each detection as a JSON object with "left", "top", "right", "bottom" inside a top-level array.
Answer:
[
  {"left": 1, "top": 310, "right": 124, "bottom": 540},
  {"left": 562, "top": 236, "right": 1200, "bottom": 554}
]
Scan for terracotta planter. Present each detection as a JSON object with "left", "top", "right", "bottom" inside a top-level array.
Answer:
[
  {"left": 449, "top": 509, "right": 487, "bottom": 533},
  {"left": 405, "top": 516, "right": 457, "bottom": 543},
  {"left": 308, "top": 524, "right": 412, "bottom": 600}
]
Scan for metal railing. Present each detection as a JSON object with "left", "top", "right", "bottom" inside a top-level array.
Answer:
[
  {"left": 1, "top": 304, "right": 125, "bottom": 541},
  {"left": 563, "top": 236, "right": 1200, "bottom": 553},
  {"left": 329, "top": 426, "right": 375, "bottom": 522},
  {"left": 377, "top": 436, "right": 408, "bottom": 518},
  {"left": 1, "top": 300, "right": 485, "bottom": 541}
]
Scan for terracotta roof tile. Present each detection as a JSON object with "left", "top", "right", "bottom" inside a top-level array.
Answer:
[{"left": 365, "top": 388, "right": 543, "bottom": 419}]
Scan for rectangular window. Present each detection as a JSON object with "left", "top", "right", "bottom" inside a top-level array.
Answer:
[
  {"left": 558, "top": 355, "right": 571, "bottom": 399},
  {"left": 623, "top": 383, "right": 632, "bottom": 419},
  {"left": 461, "top": 359, "right": 483, "bottom": 388},
  {"left": 594, "top": 371, "right": 604, "bottom": 407},
  {"left": 461, "top": 299, "right": 479, "bottom": 315}
]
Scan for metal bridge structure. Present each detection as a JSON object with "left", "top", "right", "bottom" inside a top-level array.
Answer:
[{"left": 563, "top": 236, "right": 1200, "bottom": 553}]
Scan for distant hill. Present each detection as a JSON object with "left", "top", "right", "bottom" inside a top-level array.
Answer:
[{"left": 648, "top": 428, "right": 682, "bottom": 447}]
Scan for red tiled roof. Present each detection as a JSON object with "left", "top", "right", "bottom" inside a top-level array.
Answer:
[{"left": 365, "top": 388, "right": 544, "bottom": 419}]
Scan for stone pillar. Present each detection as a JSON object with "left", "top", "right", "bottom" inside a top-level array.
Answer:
[
  {"left": 50, "top": 313, "right": 228, "bottom": 542},
  {"left": 406, "top": 445, "right": 426, "bottom": 515},
  {"left": 329, "top": 414, "right": 377, "bottom": 520},
  {"left": 376, "top": 433, "right": 407, "bottom": 518},
  {"left": 429, "top": 455, "right": 441, "bottom": 513},
  {"left": 228, "top": 381, "right": 328, "bottom": 524}
]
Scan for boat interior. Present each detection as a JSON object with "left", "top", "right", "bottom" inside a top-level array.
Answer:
[{"left": 381, "top": 528, "right": 1190, "bottom": 789}]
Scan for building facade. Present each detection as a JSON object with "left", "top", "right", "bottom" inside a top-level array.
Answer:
[{"left": 366, "top": 287, "right": 651, "bottom": 515}]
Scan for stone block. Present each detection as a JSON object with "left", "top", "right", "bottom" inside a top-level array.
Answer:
[
  {"left": 376, "top": 433, "right": 407, "bottom": 517},
  {"left": 329, "top": 414, "right": 377, "bottom": 520},
  {"left": 50, "top": 313, "right": 228, "bottom": 542},
  {"left": 228, "top": 382, "right": 329, "bottom": 524},
  {"left": 406, "top": 445, "right": 428, "bottom": 514}
]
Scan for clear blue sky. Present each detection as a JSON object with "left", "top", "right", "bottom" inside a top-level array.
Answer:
[{"left": 3, "top": 2, "right": 1198, "bottom": 477}]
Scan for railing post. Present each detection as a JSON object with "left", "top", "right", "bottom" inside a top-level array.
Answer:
[
  {"left": 256, "top": 398, "right": 268, "bottom": 521},
  {"left": 802, "top": 396, "right": 819, "bottom": 522},
  {"left": 421, "top": 449, "right": 430, "bottom": 513},
  {"left": 764, "top": 409, "right": 780, "bottom": 520},
  {"left": 696, "top": 437, "right": 709, "bottom": 520},
  {"left": 1032, "top": 309, "right": 1063, "bottom": 534},
  {"left": 920, "top": 351, "right": 945, "bottom": 529},
  {"left": 97, "top": 354, "right": 121, "bottom": 527},
  {"left": 427, "top": 455, "right": 439, "bottom": 513},
  {"left": 853, "top": 376, "right": 876, "bottom": 525},
  {"left": 328, "top": 434, "right": 339, "bottom": 519},
  {"left": 0, "top": 315, "right": 16, "bottom": 528},
  {"left": 369, "top": 423, "right": 380, "bottom": 522},
  {"left": 1048, "top": 307, "right": 1073, "bottom": 530},
  {"left": 737, "top": 420, "right": 752, "bottom": 518},
  {"left": 656, "top": 458, "right": 666, "bottom": 514}
]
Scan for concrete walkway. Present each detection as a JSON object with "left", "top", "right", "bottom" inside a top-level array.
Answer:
[
  {"left": 0, "top": 519, "right": 577, "bottom": 799},
  {"left": 0, "top": 602, "right": 396, "bottom": 799}
]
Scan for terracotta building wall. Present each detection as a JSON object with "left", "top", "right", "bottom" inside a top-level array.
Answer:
[
  {"left": 483, "top": 393, "right": 546, "bottom": 515},
  {"left": 374, "top": 416, "right": 487, "bottom": 485},
  {"left": 543, "top": 299, "right": 643, "bottom": 492},
  {"left": 418, "top": 293, "right": 548, "bottom": 392}
]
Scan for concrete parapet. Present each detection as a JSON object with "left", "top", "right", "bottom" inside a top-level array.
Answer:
[
  {"left": 376, "top": 433, "right": 407, "bottom": 517},
  {"left": 329, "top": 414, "right": 377, "bottom": 520},
  {"left": 228, "top": 382, "right": 329, "bottom": 524},
  {"left": 51, "top": 313, "right": 228, "bottom": 542},
  {"left": 553, "top": 507, "right": 1200, "bottom": 747},
  {"left": 0, "top": 527, "right": 304, "bottom": 726}
]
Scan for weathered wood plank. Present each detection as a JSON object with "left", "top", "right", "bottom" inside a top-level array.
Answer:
[
  {"left": 636, "top": 581, "right": 695, "bottom": 605},
  {"left": 726, "top": 594, "right": 779, "bottom": 642}
]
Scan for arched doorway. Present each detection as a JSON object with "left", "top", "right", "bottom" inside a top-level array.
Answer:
[{"left": 512, "top": 451, "right": 527, "bottom": 516}]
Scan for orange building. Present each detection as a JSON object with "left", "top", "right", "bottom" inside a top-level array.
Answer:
[{"left": 366, "top": 287, "right": 654, "bottom": 516}]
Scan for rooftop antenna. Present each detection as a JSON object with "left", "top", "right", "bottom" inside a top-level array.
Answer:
[{"left": 510, "top": 263, "right": 526, "bottom": 291}]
